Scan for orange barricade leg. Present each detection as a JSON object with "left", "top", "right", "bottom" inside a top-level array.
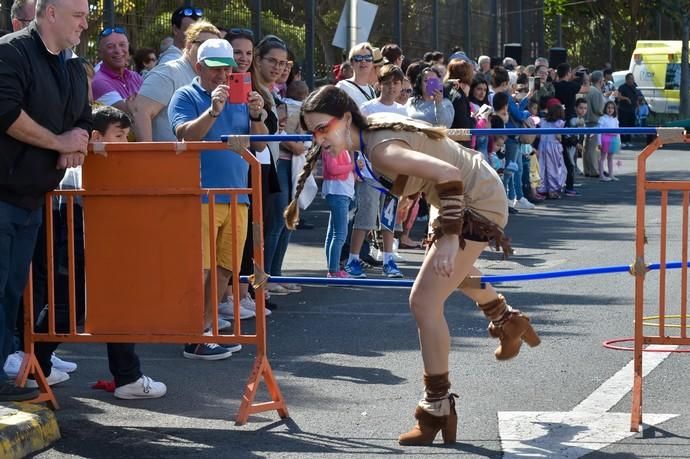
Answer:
[
  {"left": 15, "top": 352, "right": 58, "bottom": 410},
  {"left": 236, "top": 352, "right": 288, "bottom": 425}
]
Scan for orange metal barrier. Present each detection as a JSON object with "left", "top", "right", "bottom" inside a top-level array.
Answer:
[
  {"left": 631, "top": 134, "right": 690, "bottom": 431},
  {"left": 17, "top": 141, "right": 287, "bottom": 425}
]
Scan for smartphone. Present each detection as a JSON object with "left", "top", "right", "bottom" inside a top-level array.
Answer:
[
  {"left": 533, "top": 77, "right": 541, "bottom": 91},
  {"left": 425, "top": 78, "right": 443, "bottom": 95},
  {"left": 227, "top": 72, "right": 252, "bottom": 104},
  {"left": 528, "top": 76, "right": 535, "bottom": 92}
]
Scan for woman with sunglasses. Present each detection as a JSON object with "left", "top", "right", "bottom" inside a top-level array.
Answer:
[
  {"left": 252, "top": 35, "right": 302, "bottom": 296},
  {"left": 285, "top": 85, "right": 540, "bottom": 446},
  {"left": 335, "top": 42, "right": 376, "bottom": 108}
]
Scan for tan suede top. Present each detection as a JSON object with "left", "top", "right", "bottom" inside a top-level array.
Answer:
[{"left": 362, "top": 113, "right": 508, "bottom": 229}]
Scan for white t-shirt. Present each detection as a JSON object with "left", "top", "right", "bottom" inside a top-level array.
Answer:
[
  {"left": 360, "top": 99, "right": 407, "bottom": 116},
  {"left": 138, "top": 57, "right": 197, "bottom": 141},
  {"left": 336, "top": 79, "right": 376, "bottom": 108}
]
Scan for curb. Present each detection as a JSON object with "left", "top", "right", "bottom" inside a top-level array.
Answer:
[{"left": 0, "top": 402, "right": 60, "bottom": 458}]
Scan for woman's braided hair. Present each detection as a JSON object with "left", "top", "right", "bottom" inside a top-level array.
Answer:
[{"left": 283, "top": 85, "right": 447, "bottom": 229}]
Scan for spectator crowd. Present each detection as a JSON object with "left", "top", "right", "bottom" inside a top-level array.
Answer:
[{"left": 0, "top": 0, "right": 653, "bottom": 402}]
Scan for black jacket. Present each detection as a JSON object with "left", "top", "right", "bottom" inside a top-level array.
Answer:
[{"left": 0, "top": 23, "right": 91, "bottom": 210}]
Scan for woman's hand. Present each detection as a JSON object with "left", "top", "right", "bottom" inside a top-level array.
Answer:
[
  {"left": 432, "top": 234, "right": 459, "bottom": 277},
  {"left": 433, "top": 89, "right": 444, "bottom": 104}
]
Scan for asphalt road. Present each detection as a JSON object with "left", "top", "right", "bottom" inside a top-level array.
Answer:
[{"left": 35, "top": 142, "right": 690, "bottom": 458}]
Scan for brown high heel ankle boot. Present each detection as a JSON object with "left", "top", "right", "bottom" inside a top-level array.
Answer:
[
  {"left": 398, "top": 373, "right": 458, "bottom": 446},
  {"left": 479, "top": 294, "right": 541, "bottom": 360}
]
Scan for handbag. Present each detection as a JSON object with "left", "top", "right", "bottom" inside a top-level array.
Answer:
[{"left": 291, "top": 152, "right": 318, "bottom": 210}]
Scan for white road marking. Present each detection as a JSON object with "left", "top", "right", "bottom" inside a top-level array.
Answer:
[{"left": 499, "top": 345, "right": 679, "bottom": 458}]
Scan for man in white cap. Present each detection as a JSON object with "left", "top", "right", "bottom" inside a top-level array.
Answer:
[{"left": 168, "top": 38, "right": 268, "bottom": 360}]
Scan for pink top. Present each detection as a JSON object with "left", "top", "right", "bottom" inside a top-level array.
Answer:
[
  {"left": 323, "top": 150, "right": 353, "bottom": 181},
  {"left": 92, "top": 64, "right": 143, "bottom": 103}
]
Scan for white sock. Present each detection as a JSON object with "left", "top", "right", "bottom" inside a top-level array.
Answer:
[
  {"left": 348, "top": 253, "right": 360, "bottom": 263},
  {"left": 383, "top": 252, "right": 394, "bottom": 264}
]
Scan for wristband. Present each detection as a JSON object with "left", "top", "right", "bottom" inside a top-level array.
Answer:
[
  {"left": 249, "top": 111, "right": 265, "bottom": 122},
  {"left": 208, "top": 108, "right": 220, "bottom": 118},
  {"left": 434, "top": 180, "right": 465, "bottom": 236}
]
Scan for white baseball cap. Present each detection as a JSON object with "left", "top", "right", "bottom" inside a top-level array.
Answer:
[{"left": 197, "top": 38, "right": 237, "bottom": 68}]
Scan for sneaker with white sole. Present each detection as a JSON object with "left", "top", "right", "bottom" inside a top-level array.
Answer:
[
  {"left": 218, "top": 299, "right": 255, "bottom": 320},
  {"left": 515, "top": 197, "right": 536, "bottom": 210},
  {"left": 3, "top": 351, "right": 23, "bottom": 378},
  {"left": 114, "top": 375, "right": 167, "bottom": 400},
  {"left": 51, "top": 353, "right": 77, "bottom": 373},
  {"left": 266, "top": 284, "right": 290, "bottom": 295},
  {"left": 220, "top": 343, "right": 243, "bottom": 352},
  {"left": 383, "top": 260, "right": 404, "bottom": 278},
  {"left": 344, "top": 258, "right": 367, "bottom": 278},
  {"left": 182, "top": 343, "right": 233, "bottom": 360},
  {"left": 281, "top": 283, "right": 302, "bottom": 293},
  {"left": 238, "top": 295, "right": 271, "bottom": 316},
  {"left": 26, "top": 368, "right": 70, "bottom": 388}
]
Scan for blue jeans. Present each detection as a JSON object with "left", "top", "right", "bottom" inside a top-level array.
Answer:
[
  {"left": 324, "top": 194, "right": 351, "bottom": 273},
  {"left": 264, "top": 158, "right": 293, "bottom": 277},
  {"left": 0, "top": 201, "right": 41, "bottom": 380},
  {"left": 503, "top": 140, "right": 523, "bottom": 201}
]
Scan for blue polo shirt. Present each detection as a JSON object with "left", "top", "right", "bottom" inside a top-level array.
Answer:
[{"left": 168, "top": 77, "right": 250, "bottom": 204}]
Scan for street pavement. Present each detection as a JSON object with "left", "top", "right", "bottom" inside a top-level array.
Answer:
[{"left": 35, "top": 142, "right": 690, "bottom": 458}]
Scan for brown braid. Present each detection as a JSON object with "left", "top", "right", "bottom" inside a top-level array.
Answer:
[
  {"left": 284, "top": 143, "right": 322, "bottom": 229},
  {"left": 365, "top": 120, "right": 448, "bottom": 141}
]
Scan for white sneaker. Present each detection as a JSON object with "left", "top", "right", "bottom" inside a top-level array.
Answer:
[
  {"left": 508, "top": 198, "right": 517, "bottom": 208},
  {"left": 218, "top": 318, "right": 232, "bottom": 331},
  {"left": 239, "top": 295, "right": 271, "bottom": 316},
  {"left": 3, "top": 351, "right": 23, "bottom": 377},
  {"left": 51, "top": 353, "right": 77, "bottom": 373},
  {"left": 114, "top": 375, "right": 167, "bottom": 400},
  {"left": 218, "top": 298, "right": 255, "bottom": 320},
  {"left": 26, "top": 368, "right": 70, "bottom": 388},
  {"left": 515, "top": 197, "right": 536, "bottom": 209},
  {"left": 281, "top": 283, "right": 302, "bottom": 293},
  {"left": 600, "top": 176, "right": 612, "bottom": 182},
  {"left": 266, "top": 284, "right": 290, "bottom": 295}
]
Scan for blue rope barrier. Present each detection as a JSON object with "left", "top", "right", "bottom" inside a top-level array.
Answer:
[
  {"left": 470, "top": 127, "right": 662, "bottom": 137},
  {"left": 240, "top": 261, "right": 690, "bottom": 287},
  {"left": 220, "top": 134, "right": 313, "bottom": 142}
]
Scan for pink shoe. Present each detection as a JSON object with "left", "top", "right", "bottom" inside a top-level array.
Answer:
[{"left": 337, "top": 270, "right": 350, "bottom": 278}]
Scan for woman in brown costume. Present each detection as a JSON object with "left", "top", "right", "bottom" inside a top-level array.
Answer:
[{"left": 284, "top": 85, "right": 540, "bottom": 446}]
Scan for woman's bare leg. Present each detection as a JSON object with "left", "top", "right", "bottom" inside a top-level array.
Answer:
[{"left": 410, "top": 239, "right": 488, "bottom": 375}]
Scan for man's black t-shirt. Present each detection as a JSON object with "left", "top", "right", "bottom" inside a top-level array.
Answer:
[
  {"left": 554, "top": 80, "right": 582, "bottom": 120},
  {"left": 618, "top": 83, "right": 639, "bottom": 113}
]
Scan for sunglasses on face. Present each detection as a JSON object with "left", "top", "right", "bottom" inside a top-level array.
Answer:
[
  {"left": 352, "top": 54, "right": 373, "bottom": 63},
  {"left": 177, "top": 7, "right": 203, "bottom": 18},
  {"left": 100, "top": 26, "right": 127, "bottom": 38},
  {"left": 308, "top": 116, "right": 340, "bottom": 138},
  {"left": 401, "top": 89, "right": 413, "bottom": 94}
]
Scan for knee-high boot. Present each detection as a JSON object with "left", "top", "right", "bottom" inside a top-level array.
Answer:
[
  {"left": 478, "top": 294, "right": 540, "bottom": 360},
  {"left": 398, "top": 372, "right": 458, "bottom": 446}
]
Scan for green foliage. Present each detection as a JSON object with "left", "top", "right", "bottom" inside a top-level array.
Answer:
[{"left": 543, "top": 0, "right": 690, "bottom": 69}]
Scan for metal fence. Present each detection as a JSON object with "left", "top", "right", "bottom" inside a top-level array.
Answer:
[{"left": 1, "top": 0, "right": 668, "bottom": 85}]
